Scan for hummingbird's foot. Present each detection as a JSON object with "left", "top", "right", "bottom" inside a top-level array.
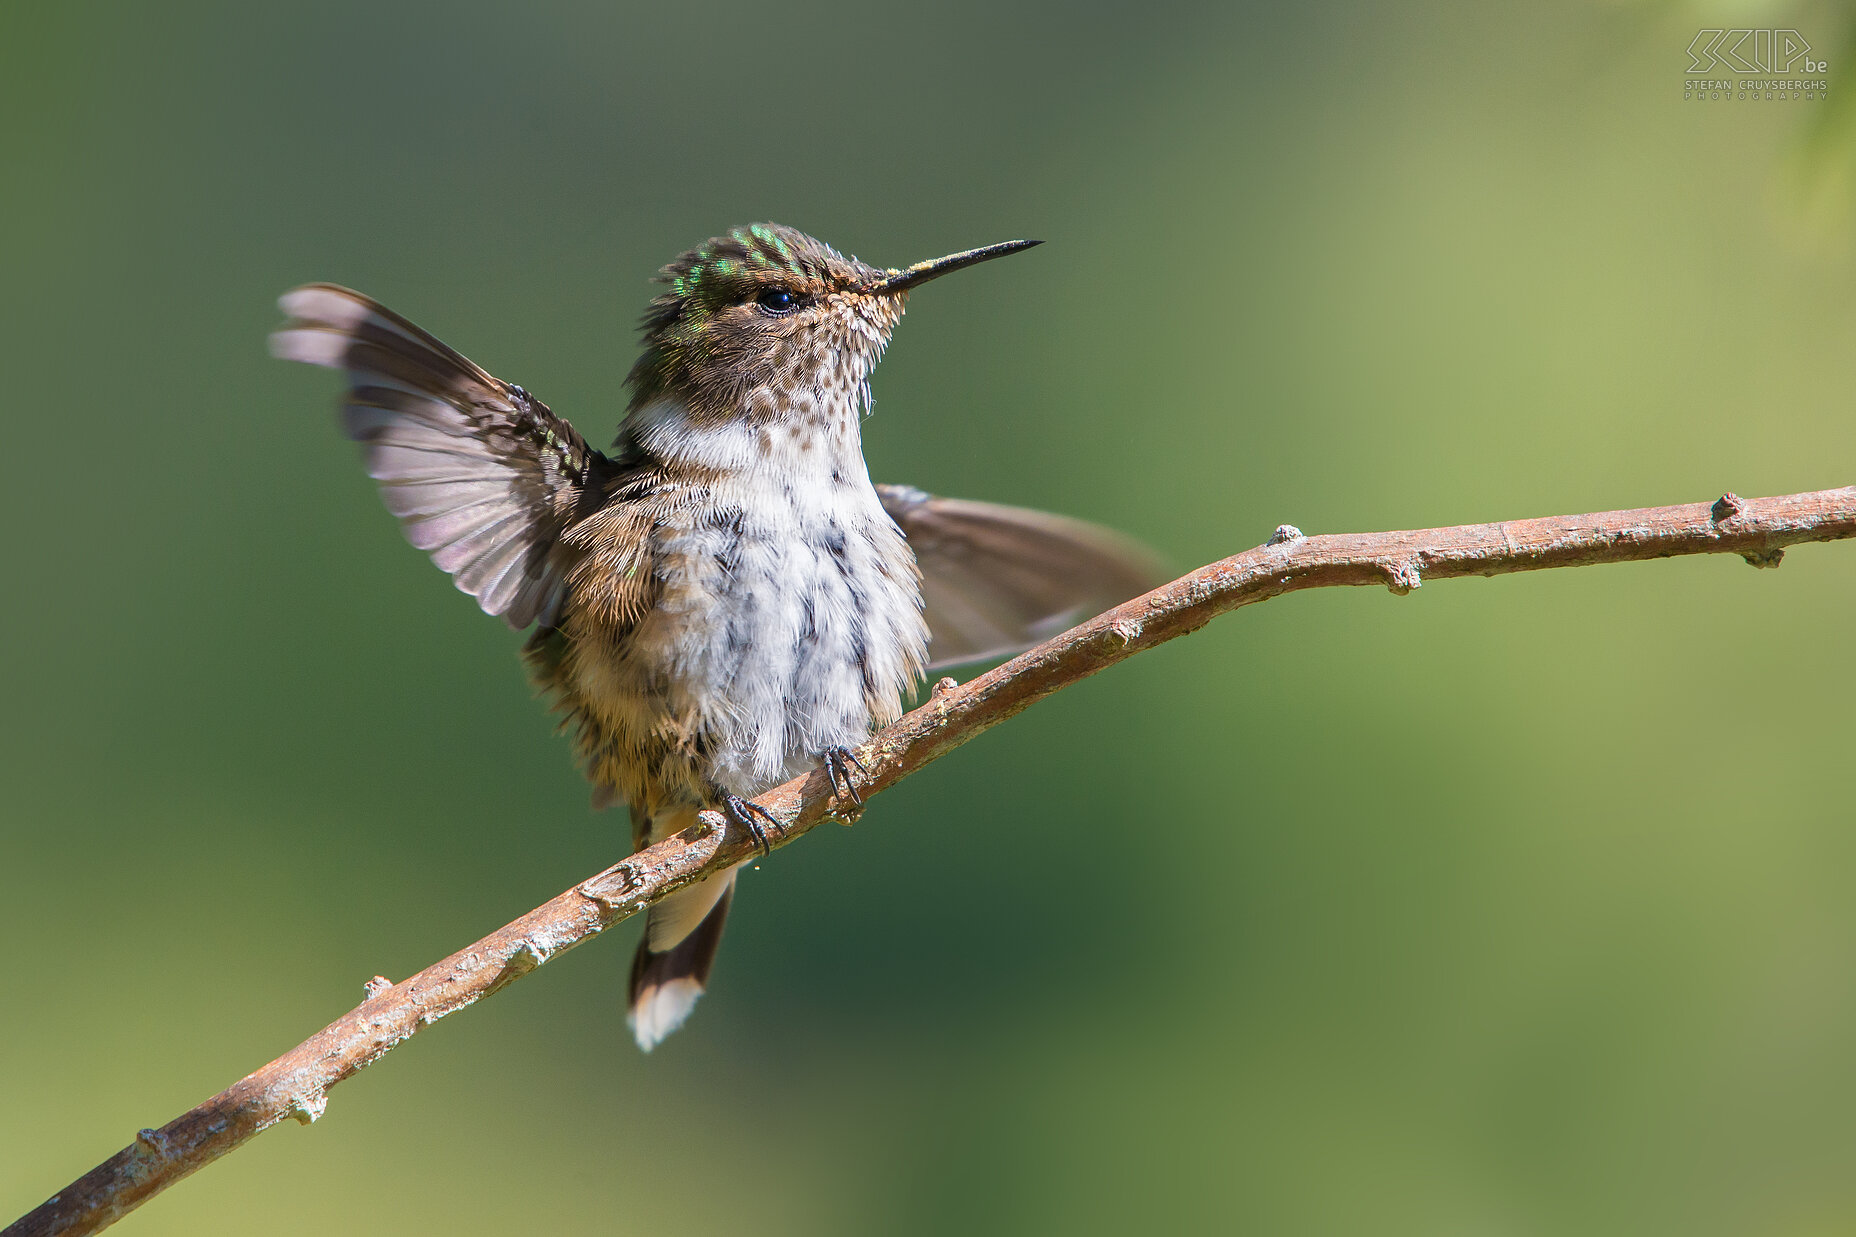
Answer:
[
  {"left": 821, "top": 746, "right": 867, "bottom": 807},
  {"left": 722, "top": 795, "right": 782, "bottom": 857}
]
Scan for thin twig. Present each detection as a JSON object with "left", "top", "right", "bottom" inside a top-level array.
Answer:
[{"left": 9, "top": 485, "right": 1854, "bottom": 1237}]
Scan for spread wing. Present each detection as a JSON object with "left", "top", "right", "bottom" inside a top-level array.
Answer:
[
  {"left": 877, "top": 485, "right": 1164, "bottom": 671},
  {"left": 270, "top": 284, "right": 607, "bottom": 630}
]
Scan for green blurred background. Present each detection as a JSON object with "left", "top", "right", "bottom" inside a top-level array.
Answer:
[{"left": 5, "top": 1, "right": 1856, "bottom": 1232}]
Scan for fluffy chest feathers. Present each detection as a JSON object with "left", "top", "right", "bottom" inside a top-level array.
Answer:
[{"left": 553, "top": 397, "right": 928, "bottom": 806}]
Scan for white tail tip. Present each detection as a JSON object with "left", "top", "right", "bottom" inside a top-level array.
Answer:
[{"left": 627, "top": 978, "right": 704, "bottom": 1052}]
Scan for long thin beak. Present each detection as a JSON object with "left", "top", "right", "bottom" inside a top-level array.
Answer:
[{"left": 868, "top": 238, "right": 1042, "bottom": 294}]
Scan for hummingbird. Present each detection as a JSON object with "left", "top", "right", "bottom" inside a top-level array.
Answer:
[{"left": 271, "top": 224, "right": 1158, "bottom": 1050}]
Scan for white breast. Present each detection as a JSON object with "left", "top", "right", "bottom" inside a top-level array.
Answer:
[{"left": 617, "top": 400, "right": 928, "bottom": 796}]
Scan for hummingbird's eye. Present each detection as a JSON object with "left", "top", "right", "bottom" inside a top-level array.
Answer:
[{"left": 754, "top": 287, "right": 802, "bottom": 315}]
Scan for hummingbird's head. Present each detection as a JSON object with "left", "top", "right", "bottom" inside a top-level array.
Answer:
[{"left": 626, "top": 223, "right": 1039, "bottom": 427}]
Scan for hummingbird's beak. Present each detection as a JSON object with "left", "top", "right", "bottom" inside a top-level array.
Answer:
[{"left": 868, "top": 239, "right": 1042, "bottom": 294}]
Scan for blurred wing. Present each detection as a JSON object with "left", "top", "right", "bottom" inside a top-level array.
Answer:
[
  {"left": 270, "top": 284, "right": 607, "bottom": 630},
  {"left": 877, "top": 485, "right": 1164, "bottom": 671}
]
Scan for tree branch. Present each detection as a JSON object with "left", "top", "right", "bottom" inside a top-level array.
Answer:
[{"left": 10, "top": 485, "right": 1855, "bottom": 1237}]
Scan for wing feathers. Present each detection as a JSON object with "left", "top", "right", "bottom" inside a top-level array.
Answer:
[
  {"left": 273, "top": 283, "right": 607, "bottom": 629},
  {"left": 878, "top": 485, "right": 1163, "bottom": 670}
]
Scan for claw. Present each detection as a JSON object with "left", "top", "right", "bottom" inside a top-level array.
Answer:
[
  {"left": 822, "top": 746, "right": 867, "bottom": 806},
  {"left": 723, "top": 794, "right": 781, "bottom": 857}
]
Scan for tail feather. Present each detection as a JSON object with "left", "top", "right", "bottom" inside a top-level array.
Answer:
[{"left": 627, "top": 876, "right": 735, "bottom": 1052}]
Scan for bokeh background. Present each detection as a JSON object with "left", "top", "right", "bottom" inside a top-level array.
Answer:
[{"left": 6, "top": 1, "right": 1856, "bottom": 1233}]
